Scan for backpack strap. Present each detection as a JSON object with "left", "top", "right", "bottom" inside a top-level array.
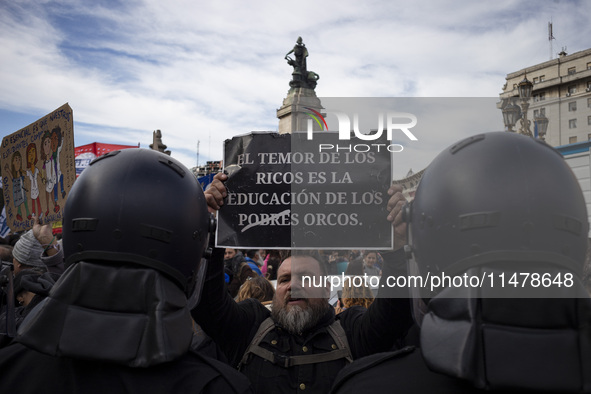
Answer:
[
  {"left": 237, "top": 317, "right": 276, "bottom": 370},
  {"left": 326, "top": 320, "right": 353, "bottom": 364}
]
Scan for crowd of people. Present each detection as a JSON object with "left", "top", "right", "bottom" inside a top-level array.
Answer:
[
  {"left": 222, "top": 247, "right": 384, "bottom": 305},
  {"left": 0, "top": 132, "right": 590, "bottom": 393}
]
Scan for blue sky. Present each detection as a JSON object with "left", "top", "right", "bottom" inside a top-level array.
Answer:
[{"left": 1, "top": 0, "right": 590, "bottom": 173}]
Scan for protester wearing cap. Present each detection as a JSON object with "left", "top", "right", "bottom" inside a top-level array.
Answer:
[
  {"left": 12, "top": 231, "right": 46, "bottom": 275},
  {"left": 32, "top": 217, "right": 65, "bottom": 275},
  {"left": 11, "top": 219, "right": 65, "bottom": 275}
]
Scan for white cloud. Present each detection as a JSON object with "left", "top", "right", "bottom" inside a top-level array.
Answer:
[{"left": 1, "top": 0, "right": 591, "bottom": 171}]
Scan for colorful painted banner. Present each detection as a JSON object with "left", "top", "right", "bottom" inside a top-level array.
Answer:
[{"left": 1, "top": 104, "right": 76, "bottom": 231}]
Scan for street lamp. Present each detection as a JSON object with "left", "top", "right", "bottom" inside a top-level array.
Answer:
[
  {"left": 502, "top": 100, "right": 521, "bottom": 132},
  {"left": 534, "top": 113, "right": 549, "bottom": 141},
  {"left": 517, "top": 75, "right": 533, "bottom": 136},
  {"left": 502, "top": 74, "right": 549, "bottom": 140}
]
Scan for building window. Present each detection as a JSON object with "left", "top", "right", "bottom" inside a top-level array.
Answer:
[
  {"left": 569, "top": 119, "right": 577, "bottom": 129},
  {"left": 587, "top": 62, "right": 591, "bottom": 70},
  {"left": 534, "top": 108, "right": 547, "bottom": 118},
  {"left": 587, "top": 81, "right": 591, "bottom": 90},
  {"left": 588, "top": 98, "right": 591, "bottom": 108},
  {"left": 533, "top": 92, "right": 546, "bottom": 102},
  {"left": 568, "top": 67, "right": 576, "bottom": 75},
  {"left": 568, "top": 85, "right": 576, "bottom": 94},
  {"left": 588, "top": 116, "right": 591, "bottom": 126},
  {"left": 539, "top": 75, "right": 545, "bottom": 82},
  {"left": 569, "top": 101, "right": 577, "bottom": 111},
  {"left": 588, "top": 133, "right": 591, "bottom": 141},
  {"left": 570, "top": 136, "right": 578, "bottom": 144}
]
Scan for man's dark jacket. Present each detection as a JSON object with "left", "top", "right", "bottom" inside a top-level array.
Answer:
[{"left": 192, "top": 248, "right": 413, "bottom": 393}]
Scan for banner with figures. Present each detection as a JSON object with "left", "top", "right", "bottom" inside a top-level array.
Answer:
[{"left": 1, "top": 103, "right": 76, "bottom": 231}]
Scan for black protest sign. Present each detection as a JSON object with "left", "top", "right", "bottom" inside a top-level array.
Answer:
[
  {"left": 217, "top": 133, "right": 291, "bottom": 248},
  {"left": 216, "top": 132, "right": 393, "bottom": 249},
  {"left": 290, "top": 131, "right": 393, "bottom": 249}
]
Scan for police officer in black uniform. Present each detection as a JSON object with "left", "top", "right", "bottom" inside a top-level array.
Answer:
[
  {"left": 0, "top": 149, "right": 252, "bottom": 393},
  {"left": 331, "top": 132, "right": 591, "bottom": 393}
]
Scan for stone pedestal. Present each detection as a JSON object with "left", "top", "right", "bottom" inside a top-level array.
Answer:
[{"left": 277, "top": 87, "right": 324, "bottom": 134}]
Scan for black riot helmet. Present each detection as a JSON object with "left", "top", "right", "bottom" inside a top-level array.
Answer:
[
  {"left": 405, "top": 132, "right": 588, "bottom": 285},
  {"left": 63, "top": 149, "right": 214, "bottom": 297}
]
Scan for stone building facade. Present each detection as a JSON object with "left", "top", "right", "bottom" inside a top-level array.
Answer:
[{"left": 499, "top": 48, "right": 591, "bottom": 147}]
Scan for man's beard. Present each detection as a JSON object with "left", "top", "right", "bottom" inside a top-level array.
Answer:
[{"left": 271, "top": 293, "right": 331, "bottom": 335}]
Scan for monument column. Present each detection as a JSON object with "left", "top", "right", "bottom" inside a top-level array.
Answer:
[{"left": 277, "top": 37, "right": 324, "bottom": 134}]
